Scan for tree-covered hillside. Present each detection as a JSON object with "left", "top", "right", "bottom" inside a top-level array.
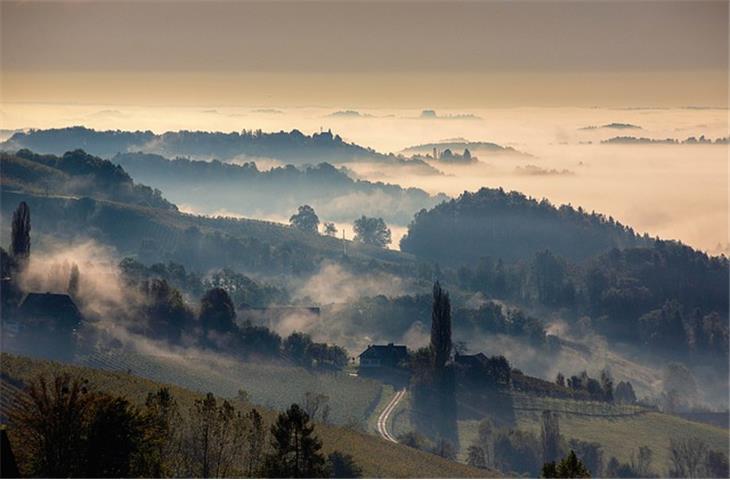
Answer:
[
  {"left": 0, "top": 189, "right": 414, "bottom": 276},
  {"left": 2, "top": 126, "right": 389, "bottom": 164},
  {"left": 400, "top": 188, "right": 651, "bottom": 264},
  {"left": 1, "top": 149, "right": 175, "bottom": 211},
  {"left": 111, "top": 152, "right": 444, "bottom": 224}
]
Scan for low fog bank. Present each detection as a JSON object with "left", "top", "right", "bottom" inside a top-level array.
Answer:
[
  {"left": 12, "top": 237, "right": 729, "bottom": 412},
  {"left": 378, "top": 143, "right": 728, "bottom": 256},
  {"left": 2, "top": 104, "right": 725, "bottom": 254}
]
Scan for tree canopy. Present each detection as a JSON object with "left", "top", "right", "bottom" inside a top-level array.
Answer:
[{"left": 353, "top": 215, "right": 391, "bottom": 248}]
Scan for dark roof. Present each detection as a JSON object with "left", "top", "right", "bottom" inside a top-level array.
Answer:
[
  {"left": 359, "top": 343, "right": 408, "bottom": 359},
  {"left": 455, "top": 353, "right": 489, "bottom": 368},
  {"left": 18, "top": 292, "right": 83, "bottom": 326}
]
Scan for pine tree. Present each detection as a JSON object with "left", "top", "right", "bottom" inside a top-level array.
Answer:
[
  {"left": 262, "top": 404, "right": 327, "bottom": 478},
  {"left": 542, "top": 450, "right": 591, "bottom": 478}
]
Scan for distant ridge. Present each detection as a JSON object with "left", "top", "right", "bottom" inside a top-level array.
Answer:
[
  {"left": 400, "top": 140, "right": 529, "bottom": 157},
  {"left": 1, "top": 126, "right": 391, "bottom": 164}
]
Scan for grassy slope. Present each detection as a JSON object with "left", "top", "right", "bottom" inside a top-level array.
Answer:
[
  {"left": 78, "top": 350, "right": 382, "bottom": 427},
  {"left": 455, "top": 397, "right": 728, "bottom": 476},
  {"left": 0, "top": 353, "right": 497, "bottom": 478},
  {"left": 514, "top": 410, "right": 728, "bottom": 476}
]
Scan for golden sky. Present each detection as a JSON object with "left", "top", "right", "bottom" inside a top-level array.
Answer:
[{"left": 1, "top": 0, "right": 728, "bottom": 108}]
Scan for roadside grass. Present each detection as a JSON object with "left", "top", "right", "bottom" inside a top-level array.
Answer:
[{"left": 366, "top": 383, "right": 396, "bottom": 434}]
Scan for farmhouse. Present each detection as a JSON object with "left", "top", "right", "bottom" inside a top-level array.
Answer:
[
  {"left": 17, "top": 292, "right": 83, "bottom": 331},
  {"left": 359, "top": 343, "right": 408, "bottom": 368},
  {"left": 12, "top": 292, "right": 83, "bottom": 359},
  {"left": 454, "top": 352, "right": 489, "bottom": 368}
]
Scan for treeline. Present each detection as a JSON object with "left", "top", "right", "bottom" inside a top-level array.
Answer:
[
  {"left": 118, "top": 265, "right": 347, "bottom": 369},
  {"left": 453, "top": 244, "right": 729, "bottom": 358},
  {"left": 321, "top": 294, "right": 548, "bottom": 349},
  {"left": 7, "top": 373, "right": 362, "bottom": 478},
  {"left": 400, "top": 187, "right": 650, "bottom": 264},
  {"left": 119, "top": 258, "right": 288, "bottom": 308},
  {"left": 112, "top": 153, "right": 440, "bottom": 225},
  {"left": 1, "top": 149, "right": 175, "bottom": 211},
  {"left": 2, "top": 126, "right": 387, "bottom": 164},
  {"left": 603, "top": 135, "right": 729, "bottom": 145}
]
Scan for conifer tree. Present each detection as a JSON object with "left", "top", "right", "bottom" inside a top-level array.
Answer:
[
  {"left": 10, "top": 201, "right": 31, "bottom": 265},
  {"left": 262, "top": 404, "right": 327, "bottom": 478},
  {"left": 430, "top": 281, "right": 452, "bottom": 370}
]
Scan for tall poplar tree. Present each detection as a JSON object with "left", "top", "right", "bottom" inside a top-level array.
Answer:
[
  {"left": 430, "top": 281, "right": 452, "bottom": 370},
  {"left": 11, "top": 201, "right": 31, "bottom": 264}
]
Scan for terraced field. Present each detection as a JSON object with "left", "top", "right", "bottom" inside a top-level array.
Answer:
[
  {"left": 456, "top": 393, "right": 728, "bottom": 475},
  {"left": 380, "top": 385, "right": 727, "bottom": 475}
]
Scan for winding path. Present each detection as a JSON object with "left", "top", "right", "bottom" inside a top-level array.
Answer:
[{"left": 376, "top": 388, "right": 406, "bottom": 443}]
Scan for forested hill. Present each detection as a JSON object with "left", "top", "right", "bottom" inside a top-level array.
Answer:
[
  {"left": 1, "top": 126, "right": 389, "bottom": 164},
  {"left": 0, "top": 149, "right": 176, "bottom": 211},
  {"left": 111, "top": 152, "right": 444, "bottom": 224},
  {"left": 400, "top": 187, "right": 652, "bottom": 264},
  {"left": 400, "top": 140, "right": 526, "bottom": 156}
]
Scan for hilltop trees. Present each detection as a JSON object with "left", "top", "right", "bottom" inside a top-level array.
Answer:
[
  {"left": 400, "top": 187, "right": 648, "bottom": 264},
  {"left": 323, "top": 222, "right": 338, "bottom": 237},
  {"left": 353, "top": 215, "right": 391, "bottom": 248},
  {"left": 290, "top": 205, "right": 320, "bottom": 234}
]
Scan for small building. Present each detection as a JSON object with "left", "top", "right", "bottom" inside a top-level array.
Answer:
[
  {"left": 17, "top": 292, "right": 83, "bottom": 332},
  {"left": 359, "top": 343, "right": 408, "bottom": 368},
  {"left": 455, "top": 352, "right": 511, "bottom": 387},
  {"left": 455, "top": 352, "right": 489, "bottom": 369},
  {"left": 11, "top": 292, "right": 83, "bottom": 359}
]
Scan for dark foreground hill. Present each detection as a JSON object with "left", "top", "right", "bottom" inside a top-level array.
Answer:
[
  {"left": 2, "top": 126, "right": 390, "bottom": 164},
  {"left": 0, "top": 353, "right": 495, "bottom": 478}
]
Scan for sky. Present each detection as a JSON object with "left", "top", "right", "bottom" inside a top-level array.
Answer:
[
  {"left": 0, "top": 1, "right": 727, "bottom": 256},
  {"left": 1, "top": 0, "right": 728, "bottom": 108}
]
